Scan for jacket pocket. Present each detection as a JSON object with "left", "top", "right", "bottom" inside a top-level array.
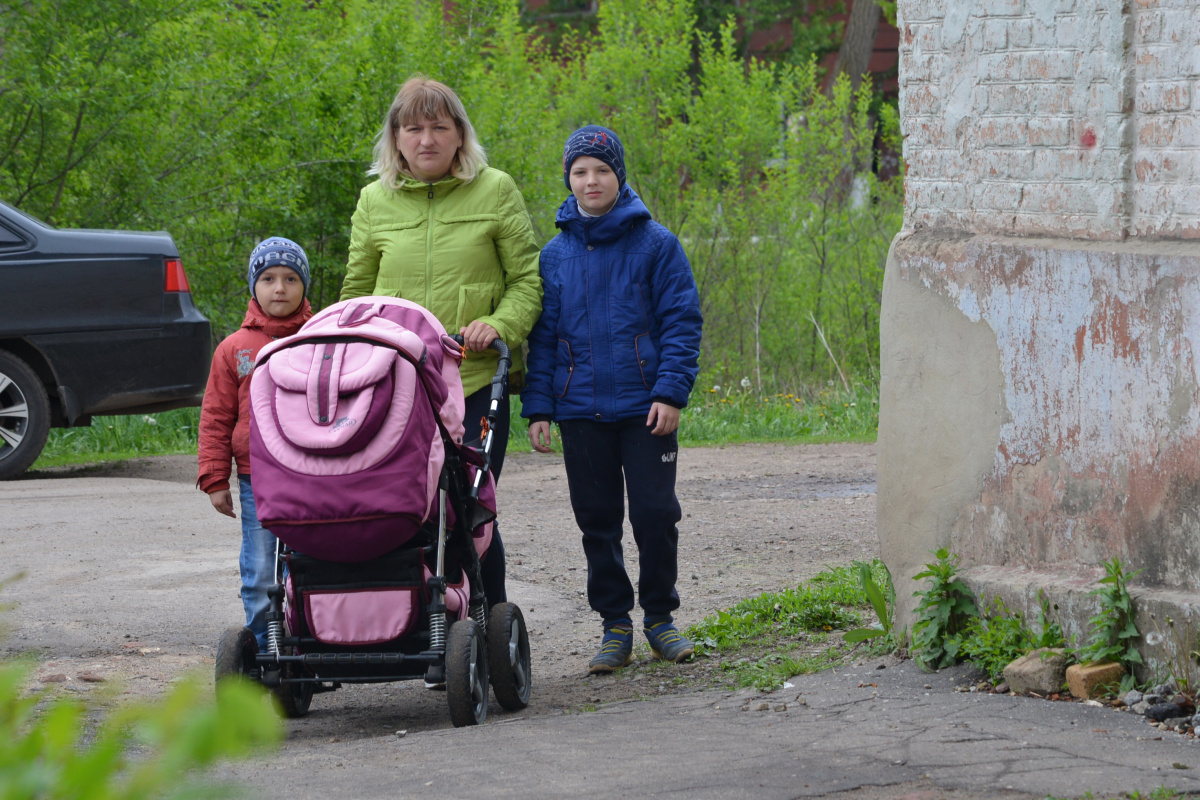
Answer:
[
  {"left": 457, "top": 283, "right": 497, "bottom": 330},
  {"left": 553, "top": 339, "right": 574, "bottom": 398},
  {"left": 634, "top": 334, "right": 659, "bottom": 390}
]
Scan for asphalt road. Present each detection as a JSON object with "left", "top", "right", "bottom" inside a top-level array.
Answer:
[{"left": 5, "top": 454, "right": 1200, "bottom": 799}]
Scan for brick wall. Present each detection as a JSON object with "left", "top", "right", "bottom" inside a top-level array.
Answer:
[{"left": 898, "top": 0, "right": 1200, "bottom": 240}]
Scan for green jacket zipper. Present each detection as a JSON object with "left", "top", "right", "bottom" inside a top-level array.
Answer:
[{"left": 425, "top": 185, "right": 435, "bottom": 310}]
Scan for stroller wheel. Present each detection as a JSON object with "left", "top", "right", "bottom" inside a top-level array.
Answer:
[
  {"left": 215, "top": 627, "right": 257, "bottom": 684},
  {"left": 446, "top": 619, "right": 489, "bottom": 727},
  {"left": 273, "top": 654, "right": 314, "bottom": 719},
  {"left": 487, "top": 603, "right": 531, "bottom": 711}
]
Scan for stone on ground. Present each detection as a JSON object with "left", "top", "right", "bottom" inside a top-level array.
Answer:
[
  {"left": 1066, "top": 662, "right": 1125, "bottom": 699},
  {"left": 1002, "top": 648, "right": 1067, "bottom": 695}
]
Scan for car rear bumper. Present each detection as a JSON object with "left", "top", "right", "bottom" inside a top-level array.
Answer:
[{"left": 30, "top": 315, "right": 211, "bottom": 420}]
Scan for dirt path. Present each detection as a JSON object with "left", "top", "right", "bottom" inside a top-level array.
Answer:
[{"left": 4, "top": 442, "right": 877, "bottom": 721}]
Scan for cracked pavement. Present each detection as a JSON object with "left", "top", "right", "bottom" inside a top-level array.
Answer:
[{"left": 217, "top": 659, "right": 1200, "bottom": 799}]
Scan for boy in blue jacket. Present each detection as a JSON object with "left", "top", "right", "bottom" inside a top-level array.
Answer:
[{"left": 522, "top": 125, "right": 703, "bottom": 674}]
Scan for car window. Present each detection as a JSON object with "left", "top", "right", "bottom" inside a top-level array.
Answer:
[{"left": 0, "top": 223, "right": 27, "bottom": 248}]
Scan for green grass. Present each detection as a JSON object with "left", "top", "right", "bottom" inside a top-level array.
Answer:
[
  {"left": 505, "top": 383, "right": 879, "bottom": 455},
  {"left": 32, "top": 407, "right": 202, "bottom": 470},
  {"left": 687, "top": 560, "right": 892, "bottom": 691},
  {"left": 680, "top": 383, "right": 878, "bottom": 445},
  {"left": 29, "top": 383, "right": 879, "bottom": 471}
]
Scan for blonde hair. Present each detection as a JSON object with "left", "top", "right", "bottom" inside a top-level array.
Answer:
[{"left": 369, "top": 76, "right": 487, "bottom": 189}]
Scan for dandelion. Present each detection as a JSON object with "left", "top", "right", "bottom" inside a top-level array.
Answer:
[
  {"left": 740, "top": 377, "right": 751, "bottom": 390},
  {"left": 712, "top": 385, "right": 721, "bottom": 393},
  {"left": 1146, "top": 631, "right": 1165, "bottom": 646},
  {"left": 142, "top": 415, "right": 157, "bottom": 426}
]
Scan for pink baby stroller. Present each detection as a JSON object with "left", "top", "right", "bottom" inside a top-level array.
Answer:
[{"left": 213, "top": 296, "right": 531, "bottom": 727}]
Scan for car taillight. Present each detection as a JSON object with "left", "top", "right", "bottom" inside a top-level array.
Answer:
[{"left": 164, "top": 258, "right": 191, "bottom": 293}]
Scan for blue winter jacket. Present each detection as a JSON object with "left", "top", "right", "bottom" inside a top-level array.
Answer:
[{"left": 521, "top": 185, "right": 702, "bottom": 423}]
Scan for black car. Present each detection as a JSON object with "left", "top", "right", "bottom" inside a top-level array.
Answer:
[{"left": 0, "top": 201, "right": 211, "bottom": 479}]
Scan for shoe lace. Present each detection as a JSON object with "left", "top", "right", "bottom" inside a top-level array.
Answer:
[
  {"left": 599, "top": 626, "right": 632, "bottom": 653},
  {"left": 648, "top": 623, "right": 685, "bottom": 645}
]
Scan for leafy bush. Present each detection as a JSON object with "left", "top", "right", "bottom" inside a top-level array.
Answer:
[
  {"left": 910, "top": 548, "right": 978, "bottom": 671},
  {"left": 0, "top": 663, "right": 280, "bottom": 799},
  {"left": 3, "top": 0, "right": 901, "bottom": 392}
]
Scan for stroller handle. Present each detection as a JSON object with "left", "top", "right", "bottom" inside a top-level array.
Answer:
[
  {"left": 450, "top": 334, "right": 512, "bottom": 377},
  {"left": 450, "top": 335, "right": 511, "bottom": 502}
]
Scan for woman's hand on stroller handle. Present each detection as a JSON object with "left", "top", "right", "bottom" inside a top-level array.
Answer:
[
  {"left": 452, "top": 327, "right": 511, "bottom": 362},
  {"left": 458, "top": 320, "right": 500, "bottom": 352}
]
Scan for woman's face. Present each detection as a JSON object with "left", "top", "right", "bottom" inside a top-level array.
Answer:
[
  {"left": 395, "top": 113, "right": 463, "bottom": 183},
  {"left": 569, "top": 156, "right": 620, "bottom": 216}
]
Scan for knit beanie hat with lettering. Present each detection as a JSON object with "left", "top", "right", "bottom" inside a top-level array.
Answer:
[
  {"left": 562, "top": 125, "right": 626, "bottom": 189},
  {"left": 248, "top": 237, "right": 311, "bottom": 298}
]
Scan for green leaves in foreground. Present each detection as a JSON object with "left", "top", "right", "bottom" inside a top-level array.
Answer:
[{"left": 0, "top": 663, "right": 281, "bottom": 800}]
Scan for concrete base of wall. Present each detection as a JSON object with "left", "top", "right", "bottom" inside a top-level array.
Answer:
[
  {"left": 963, "top": 565, "right": 1200, "bottom": 683},
  {"left": 879, "top": 229, "right": 1200, "bottom": 672}
]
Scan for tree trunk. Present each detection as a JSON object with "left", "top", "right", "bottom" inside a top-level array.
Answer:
[{"left": 830, "top": 0, "right": 881, "bottom": 94}]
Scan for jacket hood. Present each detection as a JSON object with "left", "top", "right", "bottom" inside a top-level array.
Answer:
[
  {"left": 555, "top": 184, "right": 652, "bottom": 245},
  {"left": 241, "top": 297, "right": 313, "bottom": 338}
]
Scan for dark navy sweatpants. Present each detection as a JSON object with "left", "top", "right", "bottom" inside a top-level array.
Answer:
[
  {"left": 463, "top": 386, "right": 508, "bottom": 608},
  {"left": 558, "top": 418, "right": 682, "bottom": 626}
]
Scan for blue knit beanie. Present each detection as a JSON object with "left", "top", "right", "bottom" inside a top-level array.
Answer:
[
  {"left": 562, "top": 125, "right": 626, "bottom": 189},
  {"left": 248, "top": 237, "right": 311, "bottom": 297}
]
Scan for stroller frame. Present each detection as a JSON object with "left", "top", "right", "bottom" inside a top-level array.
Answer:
[{"left": 215, "top": 337, "right": 531, "bottom": 727}]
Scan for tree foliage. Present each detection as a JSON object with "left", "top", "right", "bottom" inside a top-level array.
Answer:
[{"left": 1, "top": 0, "right": 901, "bottom": 391}]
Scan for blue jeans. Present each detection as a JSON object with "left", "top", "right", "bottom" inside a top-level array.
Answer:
[{"left": 238, "top": 476, "right": 278, "bottom": 652}]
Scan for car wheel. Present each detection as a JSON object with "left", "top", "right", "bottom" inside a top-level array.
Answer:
[{"left": 0, "top": 351, "right": 50, "bottom": 480}]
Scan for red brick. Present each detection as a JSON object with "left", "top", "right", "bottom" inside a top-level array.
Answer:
[
  {"left": 1024, "top": 51, "right": 1079, "bottom": 80},
  {"left": 1132, "top": 150, "right": 1198, "bottom": 183},
  {"left": 1028, "top": 117, "right": 1072, "bottom": 146},
  {"left": 1139, "top": 116, "right": 1200, "bottom": 147},
  {"left": 1134, "top": 10, "right": 1165, "bottom": 42},
  {"left": 976, "top": 117, "right": 1030, "bottom": 147},
  {"left": 1136, "top": 81, "right": 1192, "bottom": 113}
]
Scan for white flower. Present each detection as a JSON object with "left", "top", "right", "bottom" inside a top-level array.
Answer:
[
  {"left": 740, "top": 377, "right": 751, "bottom": 389},
  {"left": 1145, "top": 632, "right": 1164, "bottom": 646},
  {"left": 142, "top": 415, "right": 157, "bottom": 426},
  {"left": 712, "top": 385, "right": 721, "bottom": 392}
]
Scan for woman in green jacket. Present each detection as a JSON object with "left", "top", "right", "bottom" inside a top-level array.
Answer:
[{"left": 342, "top": 75, "right": 542, "bottom": 609}]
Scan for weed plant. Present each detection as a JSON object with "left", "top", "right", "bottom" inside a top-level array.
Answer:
[
  {"left": 1076, "top": 557, "right": 1143, "bottom": 671},
  {"left": 1146, "top": 613, "right": 1199, "bottom": 693},
  {"left": 953, "top": 594, "right": 1066, "bottom": 680},
  {"left": 688, "top": 560, "right": 889, "bottom": 690},
  {"left": 910, "top": 548, "right": 979, "bottom": 671},
  {"left": 843, "top": 560, "right": 900, "bottom": 653}
]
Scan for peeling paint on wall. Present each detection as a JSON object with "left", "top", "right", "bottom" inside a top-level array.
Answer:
[{"left": 890, "top": 233, "right": 1200, "bottom": 592}]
